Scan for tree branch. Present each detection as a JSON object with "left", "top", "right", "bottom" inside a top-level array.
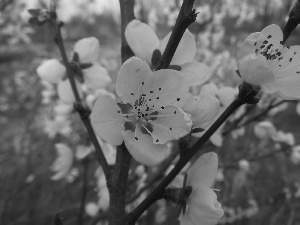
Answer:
[
  {"left": 49, "top": 16, "right": 111, "bottom": 179},
  {"left": 157, "top": 0, "right": 197, "bottom": 70},
  {"left": 126, "top": 97, "right": 245, "bottom": 224}
]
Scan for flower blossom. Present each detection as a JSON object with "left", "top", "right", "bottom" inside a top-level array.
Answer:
[
  {"left": 91, "top": 57, "right": 192, "bottom": 166},
  {"left": 50, "top": 143, "right": 73, "bottom": 180},
  {"left": 36, "top": 37, "right": 111, "bottom": 104},
  {"left": 125, "top": 19, "right": 212, "bottom": 87},
  {"left": 237, "top": 24, "right": 300, "bottom": 100},
  {"left": 179, "top": 152, "right": 224, "bottom": 225}
]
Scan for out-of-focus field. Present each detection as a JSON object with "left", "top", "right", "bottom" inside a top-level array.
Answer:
[{"left": 1, "top": 0, "right": 300, "bottom": 225}]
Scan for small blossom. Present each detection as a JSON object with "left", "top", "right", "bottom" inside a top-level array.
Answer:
[
  {"left": 85, "top": 202, "right": 99, "bottom": 217},
  {"left": 125, "top": 19, "right": 212, "bottom": 87},
  {"left": 253, "top": 121, "right": 277, "bottom": 140},
  {"left": 36, "top": 59, "right": 66, "bottom": 84},
  {"left": 50, "top": 143, "right": 73, "bottom": 180},
  {"left": 91, "top": 57, "right": 192, "bottom": 166},
  {"left": 237, "top": 24, "right": 300, "bottom": 99},
  {"left": 238, "top": 159, "right": 250, "bottom": 172},
  {"left": 273, "top": 130, "right": 295, "bottom": 145},
  {"left": 179, "top": 152, "right": 224, "bottom": 225}
]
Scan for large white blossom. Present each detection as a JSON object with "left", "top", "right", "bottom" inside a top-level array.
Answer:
[
  {"left": 179, "top": 152, "right": 224, "bottom": 225},
  {"left": 91, "top": 57, "right": 192, "bottom": 166},
  {"left": 237, "top": 24, "right": 300, "bottom": 100},
  {"left": 125, "top": 19, "right": 212, "bottom": 87}
]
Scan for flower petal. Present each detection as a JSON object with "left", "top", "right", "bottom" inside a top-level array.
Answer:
[
  {"left": 74, "top": 37, "right": 100, "bottom": 63},
  {"left": 116, "top": 57, "right": 152, "bottom": 104},
  {"left": 237, "top": 32, "right": 260, "bottom": 59},
  {"left": 146, "top": 105, "right": 192, "bottom": 144},
  {"left": 91, "top": 95, "right": 125, "bottom": 145},
  {"left": 187, "top": 152, "right": 218, "bottom": 187},
  {"left": 122, "top": 130, "right": 170, "bottom": 166},
  {"left": 180, "top": 185, "right": 223, "bottom": 225},
  {"left": 238, "top": 54, "right": 275, "bottom": 85},
  {"left": 183, "top": 95, "right": 220, "bottom": 130},
  {"left": 141, "top": 69, "right": 189, "bottom": 110},
  {"left": 125, "top": 19, "right": 159, "bottom": 63},
  {"left": 159, "top": 29, "right": 196, "bottom": 65},
  {"left": 180, "top": 61, "right": 212, "bottom": 86},
  {"left": 83, "top": 63, "right": 111, "bottom": 89},
  {"left": 57, "top": 79, "right": 83, "bottom": 104}
]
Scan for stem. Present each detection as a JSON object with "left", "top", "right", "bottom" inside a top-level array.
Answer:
[
  {"left": 78, "top": 159, "right": 89, "bottom": 225},
  {"left": 223, "top": 100, "right": 286, "bottom": 135},
  {"left": 220, "top": 146, "right": 290, "bottom": 168},
  {"left": 107, "top": 1, "right": 135, "bottom": 225},
  {"left": 126, "top": 148, "right": 179, "bottom": 204},
  {"left": 126, "top": 98, "right": 245, "bottom": 224},
  {"left": 109, "top": 144, "right": 132, "bottom": 225},
  {"left": 157, "top": 0, "right": 197, "bottom": 70},
  {"left": 50, "top": 17, "right": 111, "bottom": 179}
]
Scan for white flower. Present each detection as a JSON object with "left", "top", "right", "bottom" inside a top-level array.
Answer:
[
  {"left": 237, "top": 24, "right": 300, "bottom": 99},
  {"left": 238, "top": 159, "right": 250, "bottom": 172},
  {"left": 253, "top": 121, "right": 277, "bottom": 140},
  {"left": 273, "top": 130, "right": 295, "bottom": 145},
  {"left": 36, "top": 59, "right": 66, "bottom": 84},
  {"left": 179, "top": 152, "right": 224, "bottom": 225},
  {"left": 125, "top": 19, "right": 212, "bottom": 87},
  {"left": 20, "top": 10, "right": 32, "bottom": 23},
  {"left": 85, "top": 202, "right": 99, "bottom": 217},
  {"left": 91, "top": 57, "right": 192, "bottom": 166},
  {"left": 51, "top": 143, "right": 73, "bottom": 180}
]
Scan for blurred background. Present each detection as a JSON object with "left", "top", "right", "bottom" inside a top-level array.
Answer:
[{"left": 1, "top": 0, "right": 300, "bottom": 225}]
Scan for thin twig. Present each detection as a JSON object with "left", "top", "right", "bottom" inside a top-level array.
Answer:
[
  {"left": 220, "top": 146, "right": 290, "bottom": 168},
  {"left": 78, "top": 159, "right": 89, "bottom": 225},
  {"left": 223, "top": 100, "right": 286, "bottom": 135},
  {"left": 49, "top": 15, "right": 111, "bottom": 179},
  {"left": 157, "top": 0, "right": 197, "bottom": 70}
]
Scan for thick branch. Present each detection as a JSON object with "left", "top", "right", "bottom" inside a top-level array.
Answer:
[
  {"left": 107, "top": 1, "right": 135, "bottom": 225},
  {"left": 157, "top": 0, "right": 197, "bottom": 70}
]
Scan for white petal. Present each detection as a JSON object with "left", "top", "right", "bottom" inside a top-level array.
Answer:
[
  {"left": 122, "top": 130, "right": 170, "bottom": 166},
  {"left": 125, "top": 19, "right": 159, "bottom": 63},
  {"left": 187, "top": 152, "right": 218, "bottom": 187},
  {"left": 91, "top": 95, "right": 125, "bottom": 145},
  {"left": 83, "top": 63, "right": 111, "bottom": 89},
  {"left": 141, "top": 69, "right": 189, "bottom": 110},
  {"left": 116, "top": 57, "right": 152, "bottom": 104},
  {"left": 74, "top": 37, "right": 100, "bottom": 63},
  {"left": 51, "top": 143, "right": 73, "bottom": 180},
  {"left": 259, "top": 24, "right": 283, "bottom": 53},
  {"left": 180, "top": 61, "right": 212, "bottom": 86},
  {"left": 57, "top": 79, "right": 83, "bottom": 104},
  {"left": 37, "top": 59, "right": 66, "bottom": 84},
  {"left": 147, "top": 106, "right": 192, "bottom": 144},
  {"left": 180, "top": 185, "right": 223, "bottom": 225},
  {"left": 238, "top": 54, "right": 275, "bottom": 85},
  {"left": 209, "top": 132, "right": 223, "bottom": 147},
  {"left": 237, "top": 32, "right": 260, "bottom": 59},
  {"left": 159, "top": 29, "right": 196, "bottom": 65},
  {"left": 183, "top": 95, "right": 220, "bottom": 130}
]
